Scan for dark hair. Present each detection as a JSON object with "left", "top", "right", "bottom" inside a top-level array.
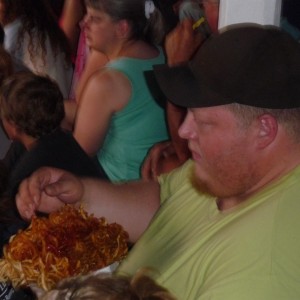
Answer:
[
  {"left": 84, "top": 0, "right": 168, "bottom": 45},
  {"left": 0, "top": 26, "right": 4, "bottom": 44},
  {"left": 282, "top": 0, "right": 300, "bottom": 30},
  {"left": 0, "top": 46, "right": 13, "bottom": 85},
  {"left": 0, "top": 72, "right": 65, "bottom": 138},
  {"left": 1, "top": 0, "right": 71, "bottom": 66},
  {"left": 0, "top": 161, "right": 8, "bottom": 197}
]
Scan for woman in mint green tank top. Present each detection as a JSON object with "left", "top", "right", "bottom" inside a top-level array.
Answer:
[{"left": 72, "top": 0, "right": 170, "bottom": 182}]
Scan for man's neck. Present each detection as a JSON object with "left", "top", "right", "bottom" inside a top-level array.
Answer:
[{"left": 217, "top": 148, "right": 300, "bottom": 211}]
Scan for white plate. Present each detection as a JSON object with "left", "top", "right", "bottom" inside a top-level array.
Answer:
[{"left": 93, "top": 262, "right": 119, "bottom": 275}]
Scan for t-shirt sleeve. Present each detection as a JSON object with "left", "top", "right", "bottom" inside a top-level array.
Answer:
[{"left": 158, "top": 159, "right": 194, "bottom": 205}]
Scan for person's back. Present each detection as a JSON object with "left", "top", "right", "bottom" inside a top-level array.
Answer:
[{"left": 98, "top": 50, "right": 169, "bottom": 181}]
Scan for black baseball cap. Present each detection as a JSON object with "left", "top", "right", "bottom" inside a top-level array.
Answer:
[{"left": 153, "top": 24, "right": 300, "bottom": 109}]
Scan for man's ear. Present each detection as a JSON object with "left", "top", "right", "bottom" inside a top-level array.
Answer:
[{"left": 256, "top": 114, "right": 278, "bottom": 149}]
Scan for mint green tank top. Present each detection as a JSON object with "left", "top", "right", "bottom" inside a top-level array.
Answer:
[{"left": 97, "top": 49, "right": 169, "bottom": 182}]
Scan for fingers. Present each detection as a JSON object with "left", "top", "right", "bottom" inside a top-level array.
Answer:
[
  {"left": 16, "top": 167, "right": 56, "bottom": 220},
  {"left": 141, "top": 141, "right": 172, "bottom": 181},
  {"left": 15, "top": 167, "right": 81, "bottom": 221},
  {"left": 141, "top": 153, "right": 153, "bottom": 181},
  {"left": 44, "top": 172, "right": 84, "bottom": 204},
  {"left": 16, "top": 177, "right": 39, "bottom": 221}
]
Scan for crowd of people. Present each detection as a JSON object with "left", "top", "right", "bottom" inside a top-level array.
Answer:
[{"left": 1, "top": 0, "right": 300, "bottom": 299}]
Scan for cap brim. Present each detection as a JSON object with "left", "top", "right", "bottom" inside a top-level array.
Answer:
[
  {"left": 153, "top": 63, "right": 201, "bottom": 108},
  {"left": 153, "top": 63, "right": 234, "bottom": 108}
]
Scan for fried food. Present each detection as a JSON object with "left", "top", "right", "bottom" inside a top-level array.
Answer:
[{"left": 0, "top": 205, "right": 129, "bottom": 290}]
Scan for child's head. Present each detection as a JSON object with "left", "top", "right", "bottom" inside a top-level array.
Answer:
[
  {"left": 0, "top": 72, "right": 65, "bottom": 141},
  {"left": 36, "top": 269, "right": 176, "bottom": 300}
]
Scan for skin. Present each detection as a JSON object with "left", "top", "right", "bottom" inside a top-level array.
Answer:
[
  {"left": 62, "top": 50, "right": 109, "bottom": 131},
  {"left": 180, "top": 107, "right": 260, "bottom": 204},
  {"left": 16, "top": 168, "right": 160, "bottom": 243},
  {"left": 59, "top": 0, "right": 85, "bottom": 57},
  {"left": 179, "top": 106, "right": 300, "bottom": 210},
  {"left": 0, "top": 0, "right": 5, "bottom": 25},
  {"left": 16, "top": 104, "right": 300, "bottom": 239},
  {"left": 202, "top": 0, "right": 220, "bottom": 33},
  {"left": 0, "top": 0, "right": 14, "bottom": 26}
]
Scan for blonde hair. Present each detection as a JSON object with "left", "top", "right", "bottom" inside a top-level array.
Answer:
[
  {"left": 227, "top": 103, "right": 300, "bottom": 142},
  {"left": 37, "top": 269, "right": 177, "bottom": 300}
]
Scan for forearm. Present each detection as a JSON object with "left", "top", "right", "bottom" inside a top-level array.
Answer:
[
  {"left": 166, "top": 19, "right": 203, "bottom": 66},
  {"left": 59, "top": 0, "right": 84, "bottom": 55},
  {"left": 80, "top": 178, "right": 161, "bottom": 243}
]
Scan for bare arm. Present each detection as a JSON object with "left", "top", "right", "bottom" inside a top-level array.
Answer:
[
  {"left": 73, "top": 69, "right": 130, "bottom": 157},
  {"left": 16, "top": 167, "right": 160, "bottom": 243},
  {"left": 61, "top": 50, "right": 108, "bottom": 131},
  {"left": 75, "top": 50, "right": 108, "bottom": 102},
  {"left": 165, "top": 19, "right": 204, "bottom": 66},
  {"left": 59, "top": 0, "right": 85, "bottom": 56}
]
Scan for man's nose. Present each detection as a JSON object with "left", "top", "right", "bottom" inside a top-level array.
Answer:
[{"left": 178, "top": 111, "right": 195, "bottom": 140}]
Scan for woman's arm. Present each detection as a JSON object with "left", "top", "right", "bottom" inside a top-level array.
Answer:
[
  {"left": 75, "top": 50, "right": 108, "bottom": 102},
  {"left": 59, "top": 0, "right": 85, "bottom": 57},
  {"left": 73, "top": 69, "right": 131, "bottom": 157}
]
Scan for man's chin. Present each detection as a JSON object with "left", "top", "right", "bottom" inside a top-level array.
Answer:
[{"left": 189, "top": 166, "right": 216, "bottom": 197}]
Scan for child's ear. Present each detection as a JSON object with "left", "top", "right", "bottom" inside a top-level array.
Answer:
[
  {"left": 256, "top": 114, "right": 278, "bottom": 149},
  {"left": 2, "top": 119, "right": 19, "bottom": 140}
]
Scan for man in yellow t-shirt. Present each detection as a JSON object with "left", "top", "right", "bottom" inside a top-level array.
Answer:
[{"left": 15, "top": 24, "right": 300, "bottom": 299}]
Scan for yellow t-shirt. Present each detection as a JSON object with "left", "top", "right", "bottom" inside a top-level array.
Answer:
[{"left": 117, "top": 160, "right": 300, "bottom": 299}]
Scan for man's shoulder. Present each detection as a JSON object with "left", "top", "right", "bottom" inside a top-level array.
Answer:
[
  {"left": 159, "top": 160, "right": 194, "bottom": 186},
  {"left": 158, "top": 160, "right": 204, "bottom": 205}
]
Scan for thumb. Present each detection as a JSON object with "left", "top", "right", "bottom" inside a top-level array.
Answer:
[{"left": 44, "top": 177, "right": 83, "bottom": 204}]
